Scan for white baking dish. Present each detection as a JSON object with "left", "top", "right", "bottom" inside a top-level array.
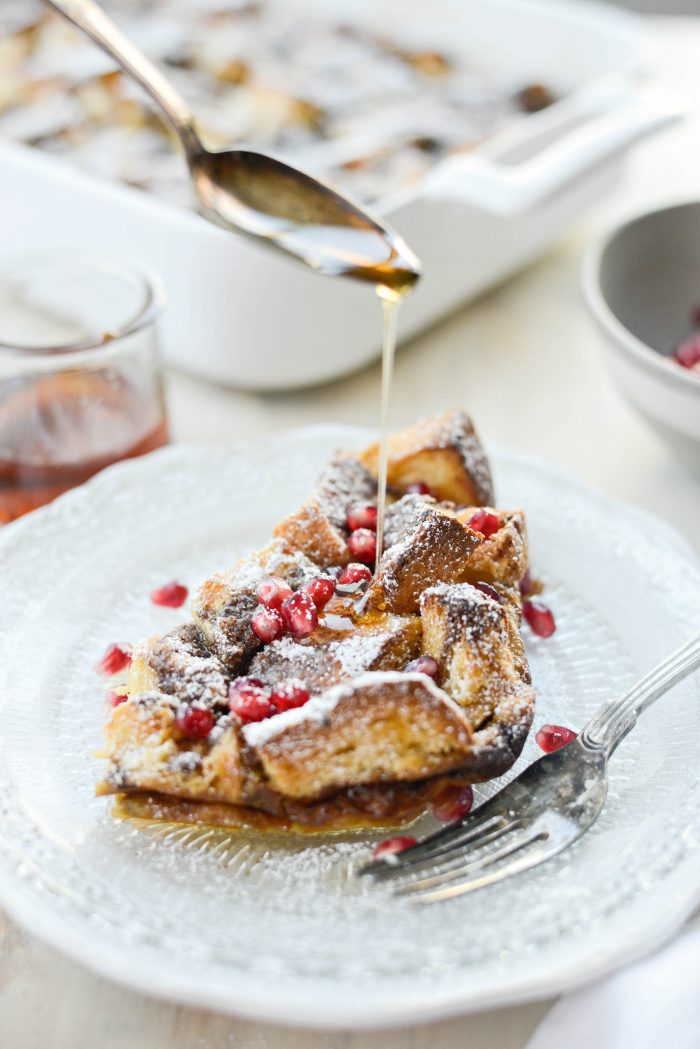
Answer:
[{"left": 0, "top": 0, "right": 679, "bottom": 390}]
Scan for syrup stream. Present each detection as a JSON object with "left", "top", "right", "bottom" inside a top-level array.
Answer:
[{"left": 374, "top": 287, "right": 401, "bottom": 574}]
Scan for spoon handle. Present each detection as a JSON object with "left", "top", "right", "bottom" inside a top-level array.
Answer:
[{"left": 42, "top": 0, "right": 201, "bottom": 159}]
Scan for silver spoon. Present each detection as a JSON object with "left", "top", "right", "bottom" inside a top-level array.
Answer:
[{"left": 42, "top": 0, "right": 421, "bottom": 294}]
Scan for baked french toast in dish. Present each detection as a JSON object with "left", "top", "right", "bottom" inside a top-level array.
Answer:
[{"left": 97, "top": 410, "right": 536, "bottom": 833}]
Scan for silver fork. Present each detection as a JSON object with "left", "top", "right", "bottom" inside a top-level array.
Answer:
[{"left": 358, "top": 633, "right": 700, "bottom": 903}]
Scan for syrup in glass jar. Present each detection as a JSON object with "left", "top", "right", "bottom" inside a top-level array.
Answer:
[{"left": 0, "top": 252, "right": 168, "bottom": 523}]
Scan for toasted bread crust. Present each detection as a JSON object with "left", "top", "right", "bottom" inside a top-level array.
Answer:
[
  {"left": 420, "top": 583, "right": 534, "bottom": 733},
  {"left": 359, "top": 409, "right": 494, "bottom": 505},
  {"left": 246, "top": 672, "right": 474, "bottom": 799},
  {"left": 96, "top": 697, "right": 250, "bottom": 804},
  {"left": 274, "top": 455, "right": 375, "bottom": 567},
  {"left": 365, "top": 500, "right": 482, "bottom": 614},
  {"left": 457, "top": 508, "right": 528, "bottom": 587}
]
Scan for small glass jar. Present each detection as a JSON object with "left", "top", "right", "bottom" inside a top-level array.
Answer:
[{"left": 0, "top": 251, "right": 168, "bottom": 523}]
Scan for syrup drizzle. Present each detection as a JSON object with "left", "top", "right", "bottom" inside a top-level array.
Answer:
[{"left": 374, "top": 287, "right": 401, "bottom": 574}]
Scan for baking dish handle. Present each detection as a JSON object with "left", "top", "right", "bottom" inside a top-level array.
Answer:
[{"left": 422, "top": 82, "right": 684, "bottom": 215}]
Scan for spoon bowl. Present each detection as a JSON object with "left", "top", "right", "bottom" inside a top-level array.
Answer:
[{"left": 192, "top": 148, "right": 421, "bottom": 290}]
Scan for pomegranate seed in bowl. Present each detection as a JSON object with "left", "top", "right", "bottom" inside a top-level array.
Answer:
[
  {"left": 346, "top": 502, "right": 378, "bottom": 532},
  {"left": 96, "top": 643, "right": 132, "bottom": 676},
  {"left": 256, "top": 576, "right": 293, "bottom": 610},
  {"left": 535, "top": 724, "right": 577, "bottom": 753},
  {"left": 228, "top": 684, "right": 275, "bottom": 723},
  {"left": 431, "top": 784, "right": 474, "bottom": 822},
  {"left": 281, "top": 591, "right": 318, "bottom": 638},
  {"left": 108, "top": 690, "right": 128, "bottom": 707},
  {"left": 150, "top": 581, "right": 188, "bottom": 608},
  {"left": 338, "top": 563, "right": 372, "bottom": 585},
  {"left": 522, "top": 599, "right": 556, "bottom": 637},
  {"left": 405, "top": 655, "right": 439, "bottom": 678},
  {"left": 271, "top": 679, "right": 310, "bottom": 712},
  {"left": 673, "top": 333, "right": 700, "bottom": 371},
  {"left": 372, "top": 835, "right": 417, "bottom": 862},
  {"left": 467, "top": 509, "right": 501, "bottom": 538},
  {"left": 175, "top": 705, "right": 214, "bottom": 740},
  {"left": 348, "top": 528, "right": 376, "bottom": 564},
  {"left": 251, "top": 605, "right": 285, "bottom": 643},
  {"left": 303, "top": 575, "right": 336, "bottom": 610}
]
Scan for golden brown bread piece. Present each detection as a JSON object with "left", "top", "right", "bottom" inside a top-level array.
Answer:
[
  {"left": 274, "top": 454, "right": 375, "bottom": 567},
  {"left": 364, "top": 498, "right": 482, "bottom": 614},
  {"left": 127, "top": 624, "right": 229, "bottom": 705},
  {"left": 96, "top": 697, "right": 250, "bottom": 805},
  {"left": 245, "top": 672, "right": 475, "bottom": 799},
  {"left": 359, "top": 409, "right": 494, "bottom": 505},
  {"left": 420, "top": 582, "right": 533, "bottom": 732},
  {"left": 456, "top": 508, "right": 528, "bottom": 587}
]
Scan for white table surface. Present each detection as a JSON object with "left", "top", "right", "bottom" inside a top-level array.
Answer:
[{"left": 3, "top": 16, "right": 700, "bottom": 1049}]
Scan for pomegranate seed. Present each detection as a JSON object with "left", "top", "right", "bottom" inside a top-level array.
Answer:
[
  {"left": 348, "top": 528, "right": 377, "bottom": 564},
  {"left": 228, "top": 684, "right": 275, "bottom": 723},
  {"left": 535, "top": 724, "right": 577, "bottom": 753},
  {"left": 522, "top": 599, "right": 556, "bottom": 638},
  {"left": 150, "top": 581, "right": 188, "bottom": 608},
  {"left": 256, "top": 575, "right": 293, "bottom": 610},
  {"left": 431, "top": 784, "right": 474, "bottom": 822},
  {"left": 281, "top": 590, "right": 318, "bottom": 638},
  {"left": 472, "top": 581, "right": 501, "bottom": 602},
  {"left": 674, "top": 334, "right": 700, "bottom": 369},
  {"left": 303, "top": 575, "right": 336, "bottom": 610},
  {"left": 229, "top": 676, "right": 264, "bottom": 693},
  {"left": 346, "top": 502, "right": 378, "bottom": 532},
  {"left": 405, "top": 481, "right": 436, "bottom": 497},
  {"left": 372, "top": 835, "right": 417, "bottom": 862},
  {"left": 338, "top": 562, "right": 372, "bottom": 585},
  {"left": 96, "top": 643, "right": 132, "bottom": 676},
  {"left": 175, "top": 705, "right": 214, "bottom": 740},
  {"left": 108, "top": 690, "right": 128, "bottom": 707},
  {"left": 251, "top": 605, "right": 285, "bottom": 643},
  {"left": 467, "top": 509, "right": 501, "bottom": 539},
  {"left": 519, "top": 569, "right": 533, "bottom": 596},
  {"left": 405, "top": 655, "right": 439, "bottom": 678},
  {"left": 270, "top": 679, "right": 311, "bottom": 712}
]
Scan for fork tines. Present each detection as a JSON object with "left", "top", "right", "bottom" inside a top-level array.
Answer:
[{"left": 359, "top": 811, "right": 560, "bottom": 904}]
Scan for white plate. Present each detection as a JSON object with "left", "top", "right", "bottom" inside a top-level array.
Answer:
[{"left": 0, "top": 425, "right": 699, "bottom": 1030}]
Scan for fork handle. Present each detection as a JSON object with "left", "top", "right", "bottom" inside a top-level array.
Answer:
[
  {"left": 42, "top": 0, "right": 201, "bottom": 160},
  {"left": 581, "top": 633, "right": 700, "bottom": 755}
]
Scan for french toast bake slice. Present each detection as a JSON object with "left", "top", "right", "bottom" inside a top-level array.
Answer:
[{"left": 98, "top": 411, "right": 536, "bottom": 833}]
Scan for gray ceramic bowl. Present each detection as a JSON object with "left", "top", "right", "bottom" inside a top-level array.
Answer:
[{"left": 582, "top": 201, "right": 700, "bottom": 463}]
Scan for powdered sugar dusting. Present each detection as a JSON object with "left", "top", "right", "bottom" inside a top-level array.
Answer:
[
  {"left": 242, "top": 670, "right": 456, "bottom": 747},
  {"left": 401, "top": 410, "right": 494, "bottom": 504},
  {"left": 315, "top": 455, "right": 375, "bottom": 530}
]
